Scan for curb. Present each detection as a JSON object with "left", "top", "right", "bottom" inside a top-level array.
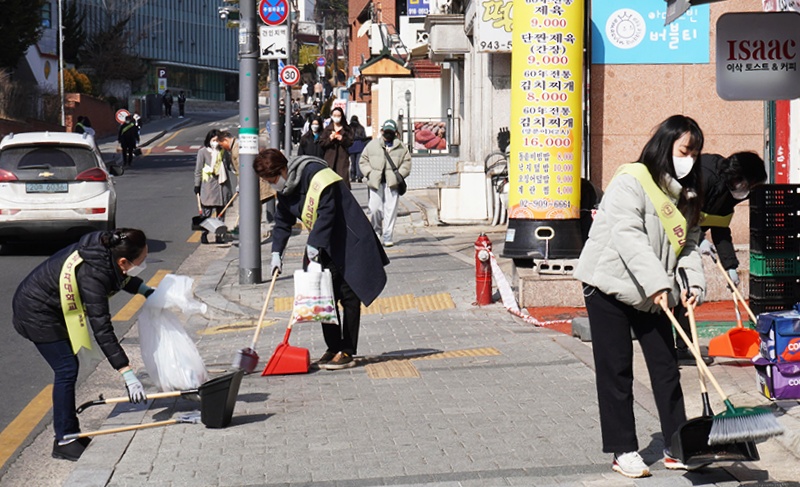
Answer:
[{"left": 193, "top": 245, "right": 260, "bottom": 318}]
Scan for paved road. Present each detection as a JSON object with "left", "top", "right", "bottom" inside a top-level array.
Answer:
[{"left": 0, "top": 112, "right": 234, "bottom": 473}]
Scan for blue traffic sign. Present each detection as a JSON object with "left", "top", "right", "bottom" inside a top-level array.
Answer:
[
  {"left": 316, "top": 56, "right": 326, "bottom": 67},
  {"left": 258, "top": 0, "right": 288, "bottom": 26}
]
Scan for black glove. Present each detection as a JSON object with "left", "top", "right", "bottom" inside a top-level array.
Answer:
[
  {"left": 144, "top": 288, "right": 155, "bottom": 298},
  {"left": 194, "top": 186, "right": 201, "bottom": 195}
]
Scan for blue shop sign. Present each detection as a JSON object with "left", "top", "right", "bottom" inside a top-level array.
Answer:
[
  {"left": 407, "top": 0, "right": 430, "bottom": 17},
  {"left": 591, "top": 0, "right": 709, "bottom": 64}
]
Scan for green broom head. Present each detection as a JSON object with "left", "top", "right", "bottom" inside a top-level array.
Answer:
[{"left": 708, "top": 400, "right": 785, "bottom": 445}]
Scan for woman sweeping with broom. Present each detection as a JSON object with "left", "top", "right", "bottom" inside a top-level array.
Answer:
[{"left": 574, "top": 115, "right": 708, "bottom": 478}]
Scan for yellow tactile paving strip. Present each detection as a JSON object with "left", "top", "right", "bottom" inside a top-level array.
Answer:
[
  {"left": 273, "top": 292, "right": 454, "bottom": 315},
  {"left": 364, "top": 347, "right": 502, "bottom": 379}
]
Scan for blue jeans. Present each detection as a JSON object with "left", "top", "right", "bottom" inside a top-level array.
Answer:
[{"left": 35, "top": 340, "right": 80, "bottom": 440}]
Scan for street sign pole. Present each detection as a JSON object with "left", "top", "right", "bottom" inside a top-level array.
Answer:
[
  {"left": 284, "top": 12, "right": 293, "bottom": 155},
  {"left": 238, "top": 0, "right": 262, "bottom": 284}
]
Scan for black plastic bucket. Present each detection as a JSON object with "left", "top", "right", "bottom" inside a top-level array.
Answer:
[{"left": 198, "top": 370, "right": 244, "bottom": 428}]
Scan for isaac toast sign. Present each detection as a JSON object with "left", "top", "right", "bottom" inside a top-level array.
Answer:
[{"left": 716, "top": 12, "right": 800, "bottom": 100}]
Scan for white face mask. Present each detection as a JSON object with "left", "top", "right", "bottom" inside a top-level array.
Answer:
[
  {"left": 311, "top": 124, "right": 320, "bottom": 133},
  {"left": 210, "top": 141, "right": 219, "bottom": 150},
  {"left": 271, "top": 175, "right": 286, "bottom": 192},
  {"left": 672, "top": 155, "right": 695, "bottom": 179},
  {"left": 331, "top": 116, "right": 341, "bottom": 124},
  {"left": 126, "top": 260, "right": 147, "bottom": 277}
]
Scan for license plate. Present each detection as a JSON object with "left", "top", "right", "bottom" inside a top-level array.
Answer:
[{"left": 26, "top": 182, "right": 68, "bottom": 193}]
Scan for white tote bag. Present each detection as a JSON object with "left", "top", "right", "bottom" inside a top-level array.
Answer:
[{"left": 291, "top": 264, "right": 339, "bottom": 325}]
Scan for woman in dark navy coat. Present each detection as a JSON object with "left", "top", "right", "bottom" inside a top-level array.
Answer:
[{"left": 253, "top": 149, "right": 389, "bottom": 370}]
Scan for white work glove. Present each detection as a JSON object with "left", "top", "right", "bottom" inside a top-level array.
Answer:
[
  {"left": 306, "top": 245, "right": 319, "bottom": 262},
  {"left": 727, "top": 268, "right": 740, "bottom": 287},
  {"left": 270, "top": 252, "right": 283, "bottom": 276},
  {"left": 689, "top": 286, "right": 705, "bottom": 307},
  {"left": 698, "top": 239, "right": 716, "bottom": 256},
  {"left": 121, "top": 369, "right": 146, "bottom": 404}
]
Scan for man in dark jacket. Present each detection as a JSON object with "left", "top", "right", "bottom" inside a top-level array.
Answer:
[
  {"left": 253, "top": 149, "right": 389, "bottom": 370},
  {"left": 118, "top": 116, "right": 139, "bottom": 167},
  {"left": 13, "top": 229, "right": 154, "bottom": 460},
  {"left": 675, "top": 151, "right": 767, "bottom": 364}
]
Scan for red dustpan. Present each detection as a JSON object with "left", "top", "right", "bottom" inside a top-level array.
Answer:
[
  {"left": 262, "top": 321, "right": 310, "bottom": 376},
  {"left": 708, "top": 272, "right": 760, "bottom": 360}
]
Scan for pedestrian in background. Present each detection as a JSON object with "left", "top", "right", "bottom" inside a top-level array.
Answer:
[
  {"left": 194, "top": 129, "right": 234, "bottom": 244},
  {"left": 573, "top": 114, "right": 706, "bottom": 478},
  {"left": 674, "top": 151, "right": 767, "bottom": 365},
  {"left": 254, "top": 149, "right": 389, "bottom": 370},
  {"left": 178, "top": 91, "right": 187, "bottom": 118},
  {"left": 320, "top": 107, "right": 353, "bottom": 188},
  {"left": 298, "top": 115, "right": 325, "bottom": 158},
  {"left": 162, "top": 90, "right": 173, "bottom": 117},
  {"left": 348, "top": 115, "right": 367, "bottom": 183},
  {"left": 217, "top": 131, "right": 240, "bottom": 178},
  {"left": 359, "top": 119, "right": 412, "bottom": 248},
  {"left": 118, "top": 115, "right": 139, "bottom": 167},
  {"left": 314, "top": 80, "right": 323, "bottom": 103},
  {"left": 13, "top": 229, "right": 154, "bottom": 461},
  {"left": 300, "top": 82, "right": 309, "bottom": 105},
  {"left": 74, "top": 116, "right": 95, "bottom": 137}
]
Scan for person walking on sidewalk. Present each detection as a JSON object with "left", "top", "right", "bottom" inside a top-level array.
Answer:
[
  {"left": 359, "top": 119, "right": 412, "bottom": 247},
  {"left": 194, "top": 129, "right": 235, "bottom": 243},
  {"left": 162, "top": 90, "right": 173, "bottom": 117},
  {"left": 118, "top": 115, "right": 139, "bottom": 167},
  {"left": 253, "top": 149, "right": 389, "bottom": 370},
  {"left": 298, "top": 115, "right": 325, "bottom": 158},
  {"left": 320, "top": 107, "right": 354, "bottom": 188},
  {"left": 674, "top": 151, "right": 768, "bottom": 365},
  {"left": 178, "top": 90, "right": 187, "bottom": 118},
  {"left": 348, "top": 115, "right": 367, "bottom": 182},
  {"left": 13, "top": 229, "right": 154, "bottom": 461},
  {"left": 573, "top": 114, "right": 707, "bottom": 478}
]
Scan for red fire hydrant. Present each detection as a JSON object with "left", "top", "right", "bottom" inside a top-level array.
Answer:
[{"left": 475, "top": 233, "right": 492, "bottom": 305}]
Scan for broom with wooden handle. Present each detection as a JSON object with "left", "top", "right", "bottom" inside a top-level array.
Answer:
[
  {"left": 660, "top": 298, "right": 783, "bottom": 444},
  {"left": 709, "top": 250, "right": 757, "bottom": 323}
]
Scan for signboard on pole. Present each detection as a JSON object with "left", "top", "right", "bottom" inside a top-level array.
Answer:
[
  {"left": 316, "top": 56, "right": 326, "bottom": 67},
  {"left": 477, "top": 0, "right": 512, "bottom": 52},
  {"left": 280, "top": 65, "right": 301, "bottom": 86},
  {"left": 258, "top": 0, "right": 289, "bottom": 26},
  {"left": 115, "top": 109, "right": 131, "bottom": 125},
  {"left": 716, "top": 12, "right": 800, "bottom": 101},
  {"left": 259, "top": 25, "right": 289, "bottom": 60},
  {"left": 156, "top": 67, "right": 167, "bottom": 94}
]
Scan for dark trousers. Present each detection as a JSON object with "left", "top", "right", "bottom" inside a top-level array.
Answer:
[
  {"left": 349, "top": 153, "right": 364, "bottom": 181},
  {"left": 121, "top": 145, "right": 135, "bottom": 166},
  {"left": 35, "top": 339, "right": 80, "bottom": 441},
  {"left": 320, "top": 254, "right": 362, "bottom": 355},
  {"left": 583, "top": 285, "right": 686, "bottom": 454},
  {"left": 179, "top": 102, "right": 185, "bottom": 117}
]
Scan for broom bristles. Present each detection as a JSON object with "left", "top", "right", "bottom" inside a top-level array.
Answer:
[{"left": 708, "top": 403, "right": 784, "bottom": 445}]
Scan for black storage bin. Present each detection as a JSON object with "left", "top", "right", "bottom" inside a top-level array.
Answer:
[
  {"left": 750, "top": 296, "right": 798, "bottom": 316},
  {"left": 750, "top": 184, "right": 800, "bottom": 210},
  {"left": 749, "top": 275, "right": 800, "bottom": 300},
  {"left": 750, "top": 230, "right": 800, "bottom": 254}
]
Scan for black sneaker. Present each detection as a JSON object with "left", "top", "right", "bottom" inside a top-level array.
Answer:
[
  {"left": 316, "top": 351, "right": 337, "bottom": 366},
  {"left": 52, "top": 438, "right": 86, "bottom": 461},
  {"left": 677, "top": 348, "right": 714, "bottom": 366},
  {"left": 322, "top": 352, "right": 355, "bottom": 370}
]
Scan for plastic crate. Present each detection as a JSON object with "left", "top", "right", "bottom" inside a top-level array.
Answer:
[
  {"left": 750, "top": 297, "right": 798, "bottom": 316},
  {"left": 750, "top": 252, "right": 800, "bottom": 277},
  {"left": 750, "top": 207, "right": 800, "bottom": 233},
  {"left": 750, "top": 230, "right": 800, "bottom": 253},
  {"left": 750, "top": 184, "right": 800, "bottom": 210},
  {"left": 750, "top": 275, "right": 800, "bottom": 300}
]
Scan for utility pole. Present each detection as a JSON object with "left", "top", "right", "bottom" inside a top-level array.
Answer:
[
  {"left": 284, "top": 10, "right": 293, "bottom": 155},
  {"left": 238, "top": 0, "right": 262, "bottom": 284},
  {"left": 58, "top": 0, "right": 65, "bottom": 126}
]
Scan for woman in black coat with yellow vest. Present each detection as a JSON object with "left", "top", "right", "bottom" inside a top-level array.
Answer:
[
  {"left": 253, "top": 149, "right": 389, "bottom": 370},
  {"left": 13, "top": 229, "right": 154, "bottom": 461}
]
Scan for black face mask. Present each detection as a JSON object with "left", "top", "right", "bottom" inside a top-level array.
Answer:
[{"left": 383, "top": 132, "right": 396, "bottom": 143}]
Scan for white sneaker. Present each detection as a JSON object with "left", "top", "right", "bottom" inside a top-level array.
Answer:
[
  {"left": 612, "top": 451, "right": 651, "bottom": 478},
  {"left": 383, "top": 241, "right": 394, "bottom": 247},
  {"left": 663, "top": 449, "right": 709, "bottom": 471}
]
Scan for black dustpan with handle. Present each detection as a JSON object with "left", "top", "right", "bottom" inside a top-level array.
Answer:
[{"left": 670, "top": 269, "right": 759, "bottom": 466}]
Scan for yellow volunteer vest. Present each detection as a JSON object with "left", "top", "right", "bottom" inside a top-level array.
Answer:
[
  {"left": 60, "top": 250, "right": 92, "bottom": 354},
  {"left": 614, "top": 163, "right": 688, "bottom": 256},
  {"left": 301, "top": 168, "right": 342, "bottom": 230},
  {"left": 699, "top": 212, "right": 733, "bottom": 228}
]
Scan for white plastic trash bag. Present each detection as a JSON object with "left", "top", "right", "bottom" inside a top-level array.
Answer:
[{"left": 138, "top": 274, "right": 208, "bottom": 391}]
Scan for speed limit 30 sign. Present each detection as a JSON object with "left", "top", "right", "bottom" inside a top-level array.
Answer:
[{"left": 280, "top": 65, "right": 301, "bottom": 86}]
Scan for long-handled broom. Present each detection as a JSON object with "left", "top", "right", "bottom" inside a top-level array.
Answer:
[{"left": 660, "top": 299, "right": 784, "bottom": 444}]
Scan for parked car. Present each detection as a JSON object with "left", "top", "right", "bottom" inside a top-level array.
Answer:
[{"left": 0, "top": 131, "right": 121, "bottom": 243}]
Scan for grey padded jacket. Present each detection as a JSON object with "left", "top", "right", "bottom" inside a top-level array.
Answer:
[{"left": 573, "top": 170, "right": 705, "bottom": 313}]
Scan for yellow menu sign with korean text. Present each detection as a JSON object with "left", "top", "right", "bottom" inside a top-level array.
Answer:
[{"left": 508, "top": 0, "right": 584, "bottom": 220}]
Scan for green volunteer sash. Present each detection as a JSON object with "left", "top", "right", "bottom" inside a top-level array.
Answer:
[
  {"left": 60, "top": 250, "right": 92, "bottom": 354},
  {"left": 614, "top": 163, "right": 688, "bottom": 256},
  {"left": 699, "top": 212, "right": 733, "bottom": 228},
  {"left": 301, "top": 168, "right": 342, "bottom": 230}
]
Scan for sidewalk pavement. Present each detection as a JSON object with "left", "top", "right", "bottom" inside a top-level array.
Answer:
[{"left": 49, "top": 184, "right": 800, "bottom": 487}]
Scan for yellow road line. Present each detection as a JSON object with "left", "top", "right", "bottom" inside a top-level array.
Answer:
[
  {"left": 0, "top": 385, "right": 53, "bottom": 468},
  {"left": 187, "top": 231, "right": 202, "bottom": 243},
  {"left": 111, "top": 270, "right": 171, "bottom": 322},
  {"left": 156, "top": 129, "right": 183, "bottom": 147}
]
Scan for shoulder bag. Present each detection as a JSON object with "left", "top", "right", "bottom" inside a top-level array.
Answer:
[{"left": 382, "top": 147, "right": 407, "bottom": 196}]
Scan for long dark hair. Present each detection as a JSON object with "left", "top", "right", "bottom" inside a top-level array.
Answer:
[
  {"left": 330, "top": 107, "right": 348, "bottom": 127},
  {"left": 101, "top": 228, "right": 147, "bottom": 262},
  {"left": 638, "top": 115, "right": 704, "bottom": 227},
  {"left": 204, "top": 129, "right": 220, "bottom": 148}
]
